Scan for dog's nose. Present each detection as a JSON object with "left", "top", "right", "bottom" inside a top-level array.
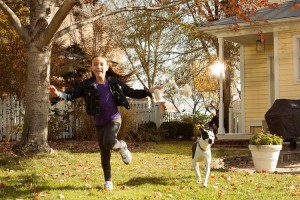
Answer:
[{"left": 208, "top": 139, "right": 213, "bottom": 144}]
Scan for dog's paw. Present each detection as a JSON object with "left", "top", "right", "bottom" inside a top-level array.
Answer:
[
  {"left": 197, "top": 179, "right": 202, "bottom": 183},
  {"left": 203, "top": 182, "right": 208, "bottom": 187}
]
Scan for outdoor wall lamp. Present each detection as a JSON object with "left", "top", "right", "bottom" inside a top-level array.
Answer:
[
  {"left": 256, "top": 31, "right": 265, "bottom": 53},
  {"left": 256, "top": 39, "right": 265, "bottom": 53}
]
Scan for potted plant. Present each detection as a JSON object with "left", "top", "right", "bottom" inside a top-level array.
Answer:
[{"left": 248, "top": 131, "right": 283, "bottom": 172}]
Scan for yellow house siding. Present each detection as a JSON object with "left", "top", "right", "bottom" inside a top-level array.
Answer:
[
  {"left": 278, "top": 31, "right": 300, "bottom": 98},
  {"left": 242, "top": 30, "right": 300, "bottom": 133},
  {"left": 243, "top": 45, "right": 269, "bottom": 133}
]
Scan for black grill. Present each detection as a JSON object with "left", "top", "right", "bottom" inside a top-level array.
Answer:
[{"left": 265, "top": 99, "right": 300, "bottom": 141}]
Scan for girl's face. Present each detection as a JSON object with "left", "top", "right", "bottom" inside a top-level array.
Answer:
[{"left": 91, "top": 57, "right": 109, "bottom": 78}]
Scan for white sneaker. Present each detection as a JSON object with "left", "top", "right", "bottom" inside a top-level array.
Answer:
[
  {"left": 104, "top": 181, "right": 113, "bottom": 190},
  {"left": 120, "top": 140, "right": 132, "bottom": 164}
]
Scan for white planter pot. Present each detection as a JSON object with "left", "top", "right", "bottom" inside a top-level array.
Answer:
[{"left": 248, "top": 145, "right": 282, "bottom": 172}]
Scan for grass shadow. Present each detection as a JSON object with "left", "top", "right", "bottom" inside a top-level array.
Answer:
[
  {"left": 125, "top": 177, "right": 168, "bottom": 186},
  {"left": 123, "top": 176, "right": 189, "bottom": 187},
  {"left": 0, "top": 172, "right": 94, "bottom": 200}
]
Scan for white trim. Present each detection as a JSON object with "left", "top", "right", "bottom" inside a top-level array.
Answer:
[
  {"left": 201, "top": 18, "right": 300, "bottom": 38},
  {"left": 267, "top": 55, "right": 275, "bottom": 107},
  {"left": 240, "top": 45, "right": 245, "bottom": 133},
  {"left": 274, "top": 32, "right": 279, "bottom": 99},
  {"left": 218, "top": 37, "right": 225, "bottom": 134},
  {"left": 293, "top": 34, "right": 300, "bottom": 82}
]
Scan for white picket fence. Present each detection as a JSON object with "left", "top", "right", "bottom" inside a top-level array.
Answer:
[
  {"left": 130, "top": 100, "right": 161, "bottom": 130},
  {"left": 0, "top": 96, "right": 242, "bottom": 141},
  {"left": 0, "top": 95, "right": 24, "bottom": 141},
  {"left": 0, "top": 96, "right": 179, "bottom": 141}
]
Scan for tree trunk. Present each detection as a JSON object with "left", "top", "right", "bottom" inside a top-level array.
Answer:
[{"left": 13, "top": 44, "right": 52, "bottom": 155}]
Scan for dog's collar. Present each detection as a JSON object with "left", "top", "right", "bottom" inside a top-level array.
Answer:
[{"left": 197, "top": 142, "right": 207, "bottom": 152}]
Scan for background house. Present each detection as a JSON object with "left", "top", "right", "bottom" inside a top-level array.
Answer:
[{"left": 200, "top": 0, "right": 300, "bottom": 134}]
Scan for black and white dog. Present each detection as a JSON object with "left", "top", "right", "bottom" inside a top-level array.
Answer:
[{"left": 192, "top": 129, "right": 215, "bottom": 187}]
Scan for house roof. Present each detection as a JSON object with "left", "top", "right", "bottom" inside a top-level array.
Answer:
[
  {"left": 200, "top": 0, "right": 300, "bottom": 45},
  {"left": 207, "top": 0, "right": 300, "bottom": 27}
]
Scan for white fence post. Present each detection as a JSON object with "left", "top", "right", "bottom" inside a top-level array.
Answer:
[
  {"left": 153, "top": 102, "right": 161, "bottom": 128},
  {"left": 229, "top": 106, "right": 233, "bottom": 133},
  {"left": 0, "top": 95, "right": 24, "bottom": 141},
  {"left": 229, "top": 102, "right": 241, "bottom": 134}
]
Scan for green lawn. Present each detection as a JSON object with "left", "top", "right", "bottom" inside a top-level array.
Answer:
[{"left": 0, "top": 141, "right": 299, "bottom": 200}]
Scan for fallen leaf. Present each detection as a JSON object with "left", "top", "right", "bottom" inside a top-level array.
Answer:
[
  {"left": 154, "top": 192, "right": 162, "bottom": 198},
  {"left": 292, "top": 192, "right": 300, "bottom": 196},
  {"left": 289, "top": 185, "right": 296, "bottom": 190},
  {"left": 218, "top": 190, "right": 225, "bottom": 197},
  {"left": 33, "top": 193, "right": 39, "bottom": 200},
  {"left": 0, "top": 182, "right": 6, "bottom": 188},
  {"left": 39, "top": 192, "right": 47, "bottom": 197},
  {"left": 261, "top": 169, "right": 267, "bottom": 173},
  {"left": 121, "top": 185, "right": 129, "bottom": 190},
  {"left": 213, "top": 185, "right": 218, "bottom": 189}
]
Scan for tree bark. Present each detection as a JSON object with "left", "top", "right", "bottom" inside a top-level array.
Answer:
[{"left": 13, "top": 44, "right": 52, "bottom": 155}]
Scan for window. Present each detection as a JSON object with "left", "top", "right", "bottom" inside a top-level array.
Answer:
[
  {"left": 298, "top": 39, "right": 300, "bottom": 80},
  {"left": 293, "top": 35, "right": 300, "bottom": 81}
]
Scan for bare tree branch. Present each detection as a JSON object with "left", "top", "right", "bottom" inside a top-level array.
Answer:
[
  {"left": 53, "top": 0, "right": 192, "bottom": 41},
  {"left": 40, "top": 0, "right": 78, "bottom": 47},
  {"left": 0, "top": 0, "right": 30, "bottom": 43}
]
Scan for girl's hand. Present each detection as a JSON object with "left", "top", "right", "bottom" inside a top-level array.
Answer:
[
  {"left": 48, "top": 85, "right": 60, "bottom": 98},
  {"left": 149, "top": 85, "right": 163, "bottom": 93}
]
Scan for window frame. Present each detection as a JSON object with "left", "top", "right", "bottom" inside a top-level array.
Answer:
[{"left": 293, "top": 35, "right": 300, "bottom": 82}]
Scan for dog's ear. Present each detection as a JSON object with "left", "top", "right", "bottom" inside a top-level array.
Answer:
[
  {"left": 199, "top": 128, "right": 205, "bottom": 138},
  {"left": 200, "top": 129, "right": 210, "bottom": 140},
  {"left": 200, "top": 128, "right": 204, "bottom": 134}
]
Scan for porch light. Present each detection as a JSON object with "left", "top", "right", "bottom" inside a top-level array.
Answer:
[
  {"left": 211, "top": 62, "right": 225, "bottom": 78},
  {"left": 256, "top": 31, "right": 265, "bottom": 53},
  {"left": 256, "top": 39, "right": 265, "bottom": 53}
]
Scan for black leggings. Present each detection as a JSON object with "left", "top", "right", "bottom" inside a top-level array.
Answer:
[{"left": 95, "top": 118, "right": 122, "bottom": 181}]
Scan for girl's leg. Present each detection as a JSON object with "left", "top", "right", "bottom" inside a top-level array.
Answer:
[
  {"left": 101, "top": 118, "right": 132, "bottom": 164},
  {"left": 95, "top": 125, "right": 112, "bottom": 182},
  {"left": 95, "top": 118, "right": 123, "bottom": 180},
  {"left": 102, "top": 118, "right": 122, "bottom": 150},
  {"left": 96, "top": 118, "right": 131, "bottom": 185}
]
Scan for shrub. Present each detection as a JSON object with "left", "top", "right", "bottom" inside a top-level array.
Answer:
[
  {"left": 159, "top": 122, "right": 179, "bottom": 139},
  {"left": 118, "top": 107, "right": 135, "bottom": 141},
  {"left": 72, "top": 100, "right": 96, "bottom": 140},
  {"left": 159, "top": 121, "right": 195, "bottom": 140},
  {"left": 249, "top": 131, "right": 283, "bottom": 145},
  {"left": 177, "top": 122, "right": 194, "bottom": 139},
  {"left": 132, "top": 121, "right": 162, "bottom": 142}
]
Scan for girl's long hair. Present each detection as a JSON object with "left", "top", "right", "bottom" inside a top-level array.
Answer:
[{"left": 91, "top": 56, "right": 135, "bottom": 85}]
